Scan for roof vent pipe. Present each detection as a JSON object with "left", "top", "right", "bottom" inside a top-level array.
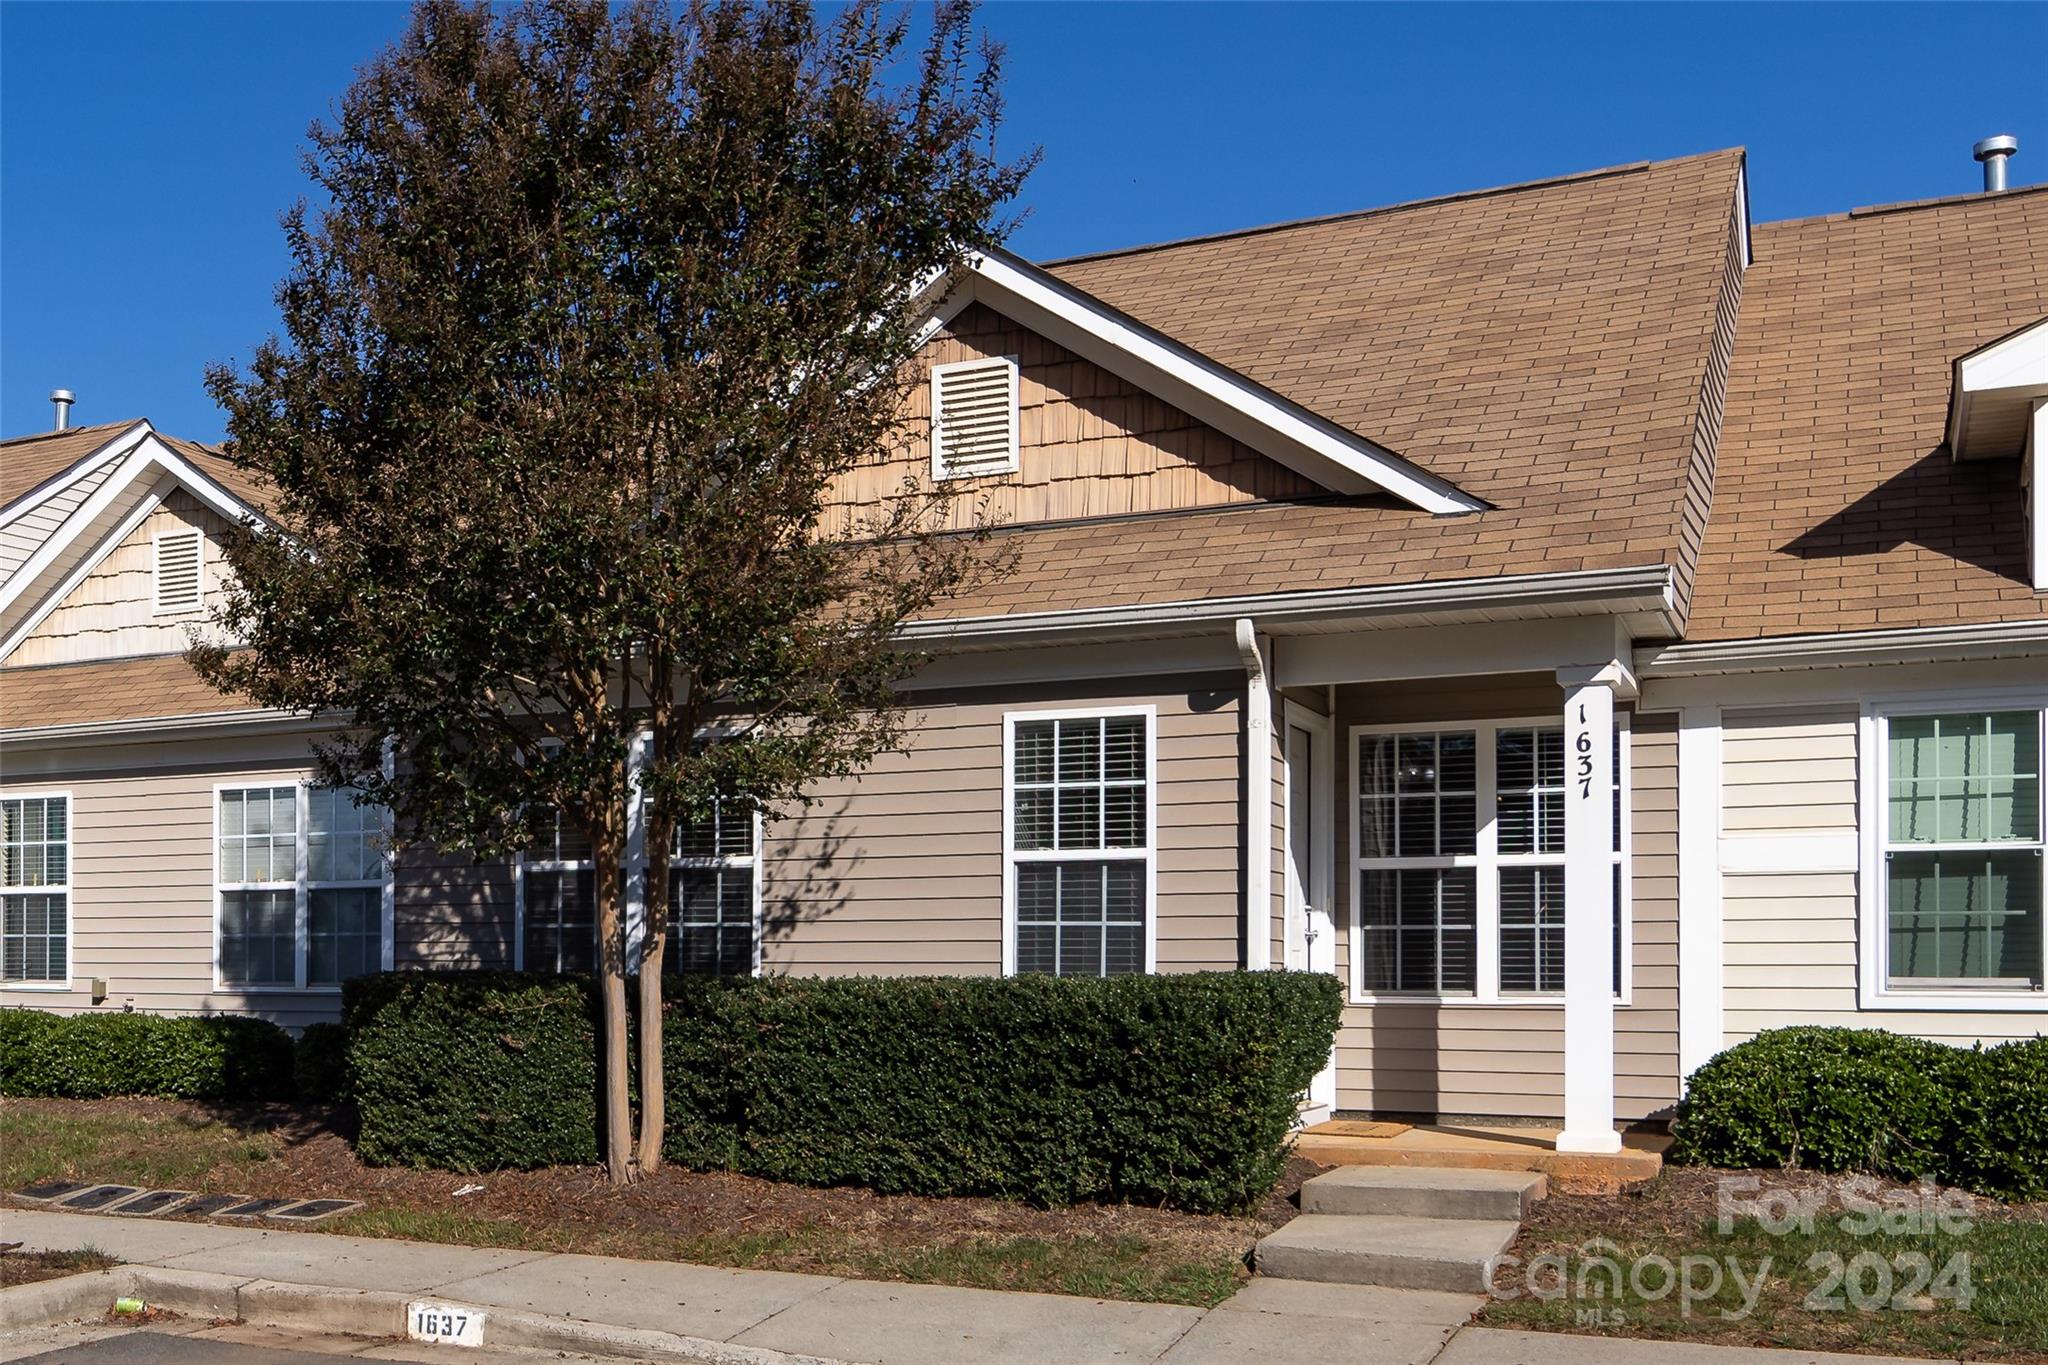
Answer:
[
  {"left": 49, "top": 388, "right": 75, "bottom": 431},
  {"left": 1974, "top": 135, "right": 2018, "bottom": 193}
]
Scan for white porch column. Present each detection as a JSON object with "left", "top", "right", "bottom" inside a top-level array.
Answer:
[
  {"left": 1235, "top": 619, "right": 1273, "bottom": 971},
  {"left": 1556, "top": 662, "right": 1633, "bottom": 1155}
]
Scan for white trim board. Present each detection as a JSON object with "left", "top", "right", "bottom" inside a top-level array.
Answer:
[{"left": 918, "top": 249, "right": 1485, "bottom": 515}]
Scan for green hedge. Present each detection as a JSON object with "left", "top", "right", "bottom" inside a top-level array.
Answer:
[
  {"left": 345, "top": 970, "right": 1343, "bottom": 1212},
  {"left": 0, "top": 1008, "right": 295, "bottom": 1101},
  {"left": 293, "top": 1021, "right": 352, "bottom": 1107},
  {"left": 1670, "top": 1027, "right": 2048, "bottom": 1201}
]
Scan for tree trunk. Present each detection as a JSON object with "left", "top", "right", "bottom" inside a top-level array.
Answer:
[
  {"left": 592, "top": 803, "right": 635, "bottom": 1186},
  {"left": 636, "top": 804, "right": 670, "bottom": 1175}
]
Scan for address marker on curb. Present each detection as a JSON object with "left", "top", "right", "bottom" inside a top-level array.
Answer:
[{"left": 409, "top": 1302, "right": 487, "bottom": 1348}]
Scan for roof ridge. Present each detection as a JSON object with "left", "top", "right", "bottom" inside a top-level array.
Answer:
[
  {"left": 0, "top": 417, "right": 144, "bottom": 448},
  {"left": 1037, "top": 147, "right": 1745, "bottom": 269},
  {"left": 1761, "top": 181, "right": 2048, "bottom": 230}
]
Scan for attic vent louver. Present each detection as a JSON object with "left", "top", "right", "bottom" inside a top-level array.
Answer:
[
  {"left": 153, "top": 528, "right": 204, "bottom": 613},
  {"left": 930, "top": 355, "right": 1019, "bottom": 481}
]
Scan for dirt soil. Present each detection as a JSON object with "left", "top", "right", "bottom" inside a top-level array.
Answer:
[{"left": 4, "top": 1097, "right": 1315, "bottom": 1277}]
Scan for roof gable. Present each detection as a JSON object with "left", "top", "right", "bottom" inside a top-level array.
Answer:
[
  {"left": 0, "top": 425, "right": 271, "bottom": 663},
  {"left": 918, "top": 251, "right": 1486, "bottom": 515}
]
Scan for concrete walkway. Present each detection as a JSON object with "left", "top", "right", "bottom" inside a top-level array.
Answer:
[{"left": 0, "top": 1207, "right": 1955, "bottom": 1365}]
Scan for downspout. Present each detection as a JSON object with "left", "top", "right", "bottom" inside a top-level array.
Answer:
[{"left": 1235, "top": 619, "right": 1272, "bottom": 971}]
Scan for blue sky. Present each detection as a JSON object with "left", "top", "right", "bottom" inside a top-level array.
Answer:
[{"left": 3, "top": 2, "right": 2040, "bottom": 444}]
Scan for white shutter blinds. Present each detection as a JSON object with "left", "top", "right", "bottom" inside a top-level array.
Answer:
[
  {"left": 154, "top": 528, "right": 204, "bottom": 612},
  {"left": 931, "top": 356, "right": 1019, "bottom": 480}
]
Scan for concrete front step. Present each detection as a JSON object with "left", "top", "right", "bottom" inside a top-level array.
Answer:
[
  {"left": 1255, "top": 1213, "right": 1519, "bottom": 1293},
  {"left": 1299, "top": 1165, "right": 1547, "bottom": 1221}
]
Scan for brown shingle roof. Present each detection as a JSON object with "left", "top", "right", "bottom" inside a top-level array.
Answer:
[
  {"left": 923, "top": 151, "right": 1749, "bottom": 621},
  {"left": 1689, "top": 185, "right": 2048, "bottom": 639},
  {"left": 0, "top": 420, "right": 144, "bottom": 508},
  {"left": 0, "top": 653, "right": 255, "bottom": 731}
]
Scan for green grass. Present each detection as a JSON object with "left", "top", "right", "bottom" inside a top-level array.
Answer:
[
  {"left": 1482, "top": 1214, "right": 2048, "bottom": 1361},
  {"left": 333, "top": 1207, "right": 1245, "bottom": 1307},
  {"left": 0, "top": 1103, "right": 279, "bottom": 1190}
]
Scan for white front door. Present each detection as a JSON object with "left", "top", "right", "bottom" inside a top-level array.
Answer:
[{"left": 1283, "top": 702, "right": 1338, "bottom": 1119}]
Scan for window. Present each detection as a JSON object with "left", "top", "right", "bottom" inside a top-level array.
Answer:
[
  {"left": 2, "top": 795, "right": 69, "bottom": 985},
  {"left": 930, "top": 356, "right": 1019, "bottom": 481},
  {"left": 1007, "top": 709, "right": 1153, "bottom": 977},
  {"left": 1879, "top": 708, "right": 2043, "bottom": 991},
  {"left": 217, "top": 785, "right": 388, "bottom": 989},
  {"left": 666, "top": 798, "right": 757, "bottom": 976},
  {"left": 153, "top": 528, "right": 203, "bottom": 613},
  {"left": 1352, "top": 719, "right": 1626, "bottom": 1002},
  {"left": 521, "top": 809, "right": 595, "bottom": 973}
]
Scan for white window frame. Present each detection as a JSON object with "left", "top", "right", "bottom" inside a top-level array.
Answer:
[
  {"left": 667, "top": 803, "right": 764, "bottom": 978},
  {"left": 1858, "top": 688, "right": 2048, "bottom": 1011},
  {"left": 1, "top": 790, "right": 73, "bottom": 991},
  {"left": 1347, "top": 714, "right": 1632, "bottom": 1006},
  {"left": 1001, "top": 704, "right": 1158, "bottom": 977},
  {"left": 929, "top": 354, "right": 1021, "bottom": 482},
  {"left": 213, "top": 781, "right": 395, "bottom": 993},
  {"left": 152, "top": 526, "right": 204, "bottom": 615},
  {"left": 513, "top": 809, "right": 597, "bottom": 974}
]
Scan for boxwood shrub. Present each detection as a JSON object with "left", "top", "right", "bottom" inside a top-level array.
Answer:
[
  {"left": 1670, "top": 1026, "right": 2048, "bottom": 1200},
  {"left": 345, "top": 969, "right": 1343, "bottom": 1212},
  {"left": 293, "top": 1021, "right": 352, "bottom": 1106},
  {"left": 0, "top": 1008, "right": 295, "bottom": 1101}
]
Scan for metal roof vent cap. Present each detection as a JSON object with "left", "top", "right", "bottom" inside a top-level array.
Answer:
[
  {"left": 49, "top": 388, "right": 75, "bottom": 431},
  {"left": 1973, "top": 134, "right": 2018, "bottom": 192}
]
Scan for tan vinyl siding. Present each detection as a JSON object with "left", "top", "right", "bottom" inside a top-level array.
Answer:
[
  {"left": 396, "top": 844, "right": 517, "bottom": 970},
  {"left": 763, "top": 675, "right": 1243, "bottom": 977},
  {"left": 12, "top": 491, "right": 234, "bottom": 667},
  {"left": 1329, "top": 676, "right": 1681, "bottom": 1121},
  {"left": 0, "top": 731, "right": 339, "bottom": 1029},
  {"left": 823, "top": 302, "right": 1318, "bottom": 535},
  {"left": 1719, "top": 705, "right": 2045, "bottom": 1048}
]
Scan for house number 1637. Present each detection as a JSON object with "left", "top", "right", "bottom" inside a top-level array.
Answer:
[{"left": 1575, "top": 702, "right": 1595, "bottom": 799}]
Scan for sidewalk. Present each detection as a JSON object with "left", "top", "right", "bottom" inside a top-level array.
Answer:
[{"left": 1, "top": 1207, "right": 1956, "bottom": 1365}]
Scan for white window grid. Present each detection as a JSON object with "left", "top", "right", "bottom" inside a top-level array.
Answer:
[
  {"left": 515, "top": 806, "right": 597, "bottom": 973},
  {"left": 1349, "top": 715, "right": 1631, "bottom": 1005},
  {"left": 1862, "top": 696, "right": 2047, "bottom": 1005},
  {"left": 214, "top": 782, "right": 393, "bottom": 992},
  {"left": 2, "top": 792, "right": 72, "bottom": 989},
  {"left": 1001, "top": 706, "right": 1158, "bottom": 978},
  {"left": 667, "top": 796, "right": 762, "bottom": 977}
]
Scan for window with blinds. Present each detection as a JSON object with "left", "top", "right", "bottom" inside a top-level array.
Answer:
[
  {"left": 154, "top": 528, "right": 204, "bottom": 613},
  {"left": 930, "top": 355, "right": 1019, "bottom": 481},
  {"left": 1008, "top": 711, "right": 1152, "bottom": 977}
]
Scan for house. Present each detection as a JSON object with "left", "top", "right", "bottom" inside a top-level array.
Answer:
[{"left": 3, "top": 146, "right": 2044, "bottom": 1156}]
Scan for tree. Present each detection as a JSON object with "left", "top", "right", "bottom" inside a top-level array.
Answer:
[{"left": 196, "top": 0, "right": 1030, "bottom": 1184}]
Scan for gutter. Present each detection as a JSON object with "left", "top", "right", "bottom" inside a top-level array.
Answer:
[
  {"left": 0, "top": 706, "right": 327, "bottom": 750},
  {"left": 1234, "top": 620, "right": 1272, "bottom": 972},
  {"left": 901, "top": 563, "right": 1678, "bottom": 649},
  {"left": 1636, "top": 619, "right": 2048, "bottom": 677}
]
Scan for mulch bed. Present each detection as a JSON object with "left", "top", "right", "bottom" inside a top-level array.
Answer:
[
  {"left": 0, "top": 1248, "right": 118, "bottom": 1289},
  {"left": 4, "top": 1097, "right": 1315, "bottom": 1274}
]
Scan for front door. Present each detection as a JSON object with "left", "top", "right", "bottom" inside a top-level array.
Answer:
[{"left": 1282, "top": 702, "right": 1338, "bottom": 1119}]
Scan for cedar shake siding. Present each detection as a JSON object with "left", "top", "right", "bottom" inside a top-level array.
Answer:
[
  {"left": 825, "top": 302, "right": 1319, "bottom": 537},
  {"left": 12, "top": 490, "right": 235, "bottom": 667}
]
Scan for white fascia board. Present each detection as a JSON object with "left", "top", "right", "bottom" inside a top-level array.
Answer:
[
  {"left": 0, "top": 705, "right": 321, "bottom": 751},
  {"left": 962, "top": 250, "right": 1486, "bottom": 515},
  {"left": 902, "top": 563, "right": 1675, "bottom": 649},
  {"left": 0, "top": 433, "right": 270, "bottom": 620},
  {"left": 0, "top": 421, "right": 154, "bottom": 530},
  {"left": 1947, "top": 316, "right": 2048, "bottom": 461},
  {"left": 1637, "top": 619, "right": 2048, "bottom": 677}
]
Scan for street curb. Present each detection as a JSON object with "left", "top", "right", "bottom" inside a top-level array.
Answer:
[{"left": 1, "top": 1264, "right": 848, "bottom": 1364}]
